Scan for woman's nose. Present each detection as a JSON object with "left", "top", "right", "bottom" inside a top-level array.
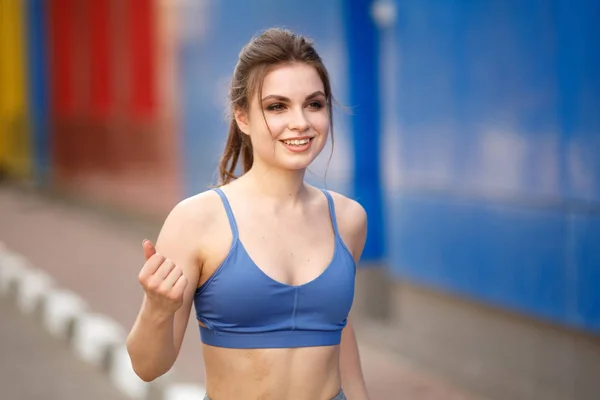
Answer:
[{"left": 287, "top": 108, "right": 310, "bottom": 132}]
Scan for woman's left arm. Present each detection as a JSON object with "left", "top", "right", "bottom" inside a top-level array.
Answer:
[
  {"left": 336, "top": 194, "right": 370, "bottom": 400},
  {"left": 340, "top": 319, "right": 370, "bottom": 400}
]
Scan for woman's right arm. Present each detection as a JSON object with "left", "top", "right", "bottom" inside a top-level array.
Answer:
[{"left": 126, "top": 201, "right": 202, "bottom": 382}]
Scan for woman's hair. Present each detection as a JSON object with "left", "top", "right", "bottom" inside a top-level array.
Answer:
[{"left": 217, "top": 27, "right": 335, "bottom": 186}]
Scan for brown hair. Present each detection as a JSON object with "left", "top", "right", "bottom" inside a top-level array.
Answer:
[{"left": 217, "top": 28, "right": 335, "bottom": 185}]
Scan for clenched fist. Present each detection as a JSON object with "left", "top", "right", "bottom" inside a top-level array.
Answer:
[{"left": 139, "top": 239, "right": 188, "bottom": 317}]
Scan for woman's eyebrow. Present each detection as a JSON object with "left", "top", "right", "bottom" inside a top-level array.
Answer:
[{"left": 261, "top": 91, "right": 326, "bottom": 102}]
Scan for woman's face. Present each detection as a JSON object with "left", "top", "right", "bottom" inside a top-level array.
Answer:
[{"left": 236, "top": 62, "right": 330, "bottom": 172}]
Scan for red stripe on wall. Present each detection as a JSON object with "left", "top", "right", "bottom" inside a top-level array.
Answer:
[
  {"left": 127, "top": 0, "right": 156, "bottom": 119},
  {"left": 90, "top": 0, "right": 112, "bottom": 117},
  {"left": 48, "top": 0, "right": 74, "bottom": 117}
]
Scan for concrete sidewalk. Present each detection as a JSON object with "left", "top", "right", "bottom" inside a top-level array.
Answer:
[
  {"left": 0, "top": 295, "right": 130, "bottom": 400},
  {"left": 0, "top": 184, "right": 478, "bottom": 400}
]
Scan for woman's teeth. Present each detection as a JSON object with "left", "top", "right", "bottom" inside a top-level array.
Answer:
[{"left": 283, "top": 138, "right": 310, "bottom": 145}]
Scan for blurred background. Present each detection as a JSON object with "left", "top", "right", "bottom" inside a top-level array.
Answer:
[{"left": 1, "top": 0, "right": 599, "bottom": 399}]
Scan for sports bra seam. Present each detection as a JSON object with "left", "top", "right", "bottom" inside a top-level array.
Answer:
[
  {"left": 195, "top": 238, "right": 239, "bottom": 296},
  {"left": 198, "top": 317, "right": 215, "bottom": 330},
  {"left": 335, "top": 235, "right": 356, "bottom": 268},
  {"left": 200, "top": 327, "right": 342, "bottom": 336}
]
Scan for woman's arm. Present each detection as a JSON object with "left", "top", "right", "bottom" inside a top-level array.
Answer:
[
  {"left": 333, "top": 192, "right": 370, "bottom": 400},
  {"left": 126, "top": 200, "right": 201, "bottom": 382},
  {"left": 340, "top": 319, "right": 370, "bottom": 400}
]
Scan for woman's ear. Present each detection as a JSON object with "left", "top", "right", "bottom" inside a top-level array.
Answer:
[{"left": 234, "top": 108, "right": 250, "bottom": 135}]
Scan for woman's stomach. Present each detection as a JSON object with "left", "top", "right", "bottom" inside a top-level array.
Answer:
[{"left": 201, "top": 343, "right": 341, "bottom": 400}]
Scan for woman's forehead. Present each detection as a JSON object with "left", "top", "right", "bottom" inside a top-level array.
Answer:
[{"left": 261, "top": 63, "right": 325, "bottom": 99}]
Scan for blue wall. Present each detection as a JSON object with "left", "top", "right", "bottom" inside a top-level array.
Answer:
[
  {"left": 382, "top": 0, "right": 600, "bottom": 333},
  {"left": 343, "top": 0, "right": 385, "bottom": 261}
]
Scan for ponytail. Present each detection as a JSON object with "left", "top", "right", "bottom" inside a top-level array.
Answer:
[{"left": 218, "top": 119, "right": 254, "bottom": 186}]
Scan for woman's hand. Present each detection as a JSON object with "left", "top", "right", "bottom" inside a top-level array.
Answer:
[{"left": 138, "top": 240, "right": 188, "bottom": 320}]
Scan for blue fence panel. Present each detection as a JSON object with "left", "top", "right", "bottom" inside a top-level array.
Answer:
[
  {"left": 555, "top": 0, "right": 600, "bottom": 204},
  {"left": 555, "top": 0, "right": 600, "bottom": 333},
  {"left": 386, "top": 192, "right": 568, "bottom": 323},
  {"left": 343, "top": 0, "right": 384, "bottom": 261},
  {"left": 177, "top": 0, "right": 352, "bottom": 197},
  {"left": 25, "top": 0, "right": 51, "bottom": 185},
  {"left": 569, "top": 214, "right": 600, "bottom": 332},
  {"left": 382, "top": 0, "right": 600, "bottom": 332},
  {"left": 387, "top": 0, "right": 560, "bottom": 199}
]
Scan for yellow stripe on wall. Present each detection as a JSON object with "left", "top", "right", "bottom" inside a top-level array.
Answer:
[{"left": 0, "top": 0, "right": 32, "bottom": 179}]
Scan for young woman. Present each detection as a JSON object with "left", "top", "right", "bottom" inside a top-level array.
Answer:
[{"left": 126, "top": 28, "right": 370, "bottom": 400}]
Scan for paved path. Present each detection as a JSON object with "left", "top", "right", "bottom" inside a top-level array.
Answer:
[
  {"left": 0, "top": 296, "right": 130, "bottom": 400},
  {"left": 0, "top": 184, "right": 478, "bottom": 400}
]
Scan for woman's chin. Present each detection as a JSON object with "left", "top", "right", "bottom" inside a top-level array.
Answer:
[{"left": 279, "top": 155, "right": 321, "bottom": 171}]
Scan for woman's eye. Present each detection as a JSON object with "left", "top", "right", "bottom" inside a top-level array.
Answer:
[
  {"left": 307, "top": 101, "right": 324, "bottom": 110},
  {"left": 266, "top": 103, "right": 285, "bottom": 111}
]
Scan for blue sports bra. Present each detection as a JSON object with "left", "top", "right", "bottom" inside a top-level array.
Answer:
[{"left": 193, "top": 188, "right": 356, "bottom": 349}]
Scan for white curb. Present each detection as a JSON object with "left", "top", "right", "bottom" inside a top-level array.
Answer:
[
  {"left": 16, "top": 267, "right": 55, "bottom": 314},
  {"left": 0, "top": 243, "right": 207, "bottom": 400},
  {"left": 0, "top": 241, "right": 12, "bottom": 293},
  {"left": 72, "top": 312, "right": 127, "bottom": 367},
  {"left": 110, "top": 344, "right": 151, "bottom": 399},
  {"left": 42, "top": 287, "right": 88, "bottom": 338},
  {"left": 0, "top": 241, "right": 8, "bottom": 262},
  {"left": 163, "top": 383, "right": 207, "bottom": 400},
  {"left": 0, "top": 253, "right": 27, "bottom": 296}
]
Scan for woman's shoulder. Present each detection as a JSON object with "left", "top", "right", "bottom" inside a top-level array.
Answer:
[
  {"left": 160, "top": 188, "right": 225, "bottom": 235},
  {"left": 320, "top": 189, "right": 367, "bottom": 226},
  {"left": 317, "top": 188, "right": 367, "bottom": 261},
  {"left": 152, "top": 189, "right": 226, "bottom": 266}
]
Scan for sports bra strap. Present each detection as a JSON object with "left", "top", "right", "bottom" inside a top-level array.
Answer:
[
  {"left": 212, "top": 188, "right": 239, "bottom": 241},
  {"left": 320, "top": 189, "right": 340, "bottom": 237},
  {"left": 214, "top": 188, "right": 338, "bottom": 242}
]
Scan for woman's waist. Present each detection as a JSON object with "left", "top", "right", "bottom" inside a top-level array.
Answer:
[
  {"left": 202, "top": 344, "right": 341, "bottom": 399},
  {"left": 203, "top": 389, "right": 346, "bottom": 400}
]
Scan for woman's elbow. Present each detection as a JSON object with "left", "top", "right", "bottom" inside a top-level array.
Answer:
[
  {"left": 126, "top": 341, "right": 168, "bottom": 382},
  {"left": 133, "top": 366, "right": 161, "bottom": 383},
  {"left": 128, "top": 354, "right": 168, "bottom": 382}
]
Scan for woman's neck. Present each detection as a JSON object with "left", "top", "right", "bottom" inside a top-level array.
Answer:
[{"left": 242, "top": 162, "right": 309, "bottom": 206}]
